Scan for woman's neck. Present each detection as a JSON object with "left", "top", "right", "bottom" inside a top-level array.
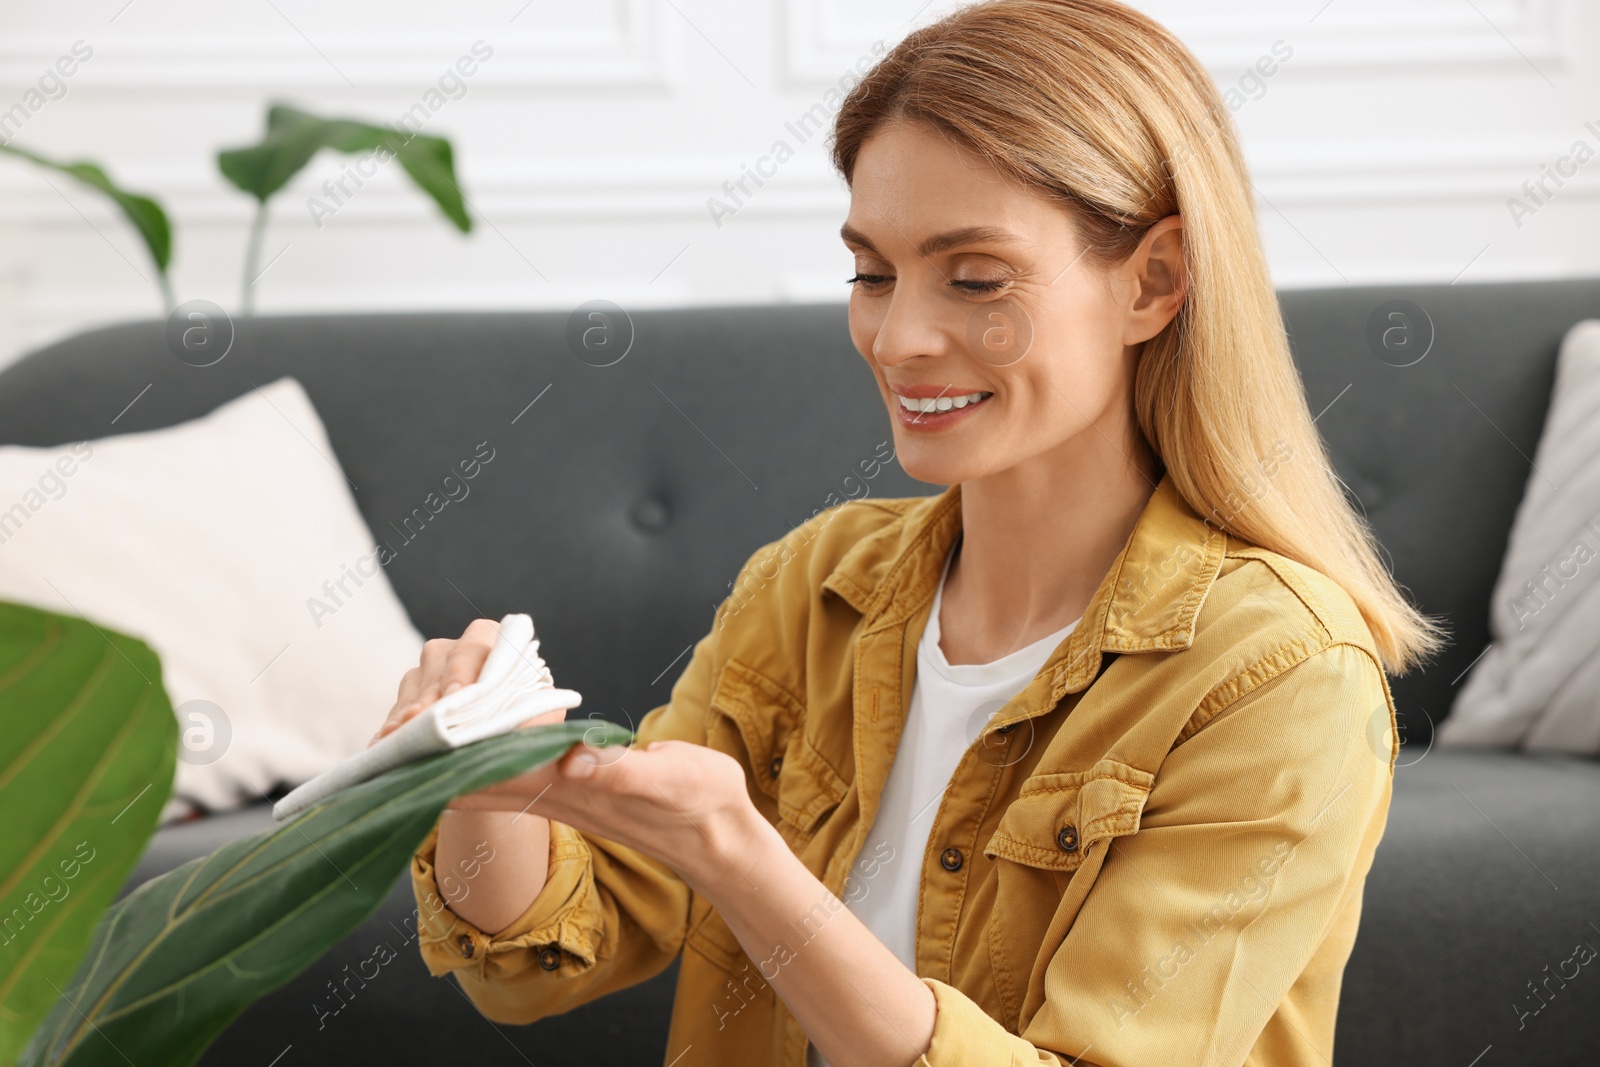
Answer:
[{"left": 937, "top": 431, "right": 1160, "bottom": 667}]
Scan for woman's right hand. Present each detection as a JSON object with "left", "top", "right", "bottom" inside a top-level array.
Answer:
[
  {"left": 372, "top": 616, "right": 570, "bottom": 823},
  {"left": 371, "top": 617, "right": 573, "bottom": 744},
  {"left": 371, "top": 618, "right": 502, "bottom": 744}
]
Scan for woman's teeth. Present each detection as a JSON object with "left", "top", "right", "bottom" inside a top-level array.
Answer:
[{"left": 897, "top": 390, "right": 993, "bottom": 413}]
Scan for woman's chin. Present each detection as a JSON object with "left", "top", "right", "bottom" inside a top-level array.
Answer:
[{"left": 895, "top": 448, "right": 983, "bottom": 488}]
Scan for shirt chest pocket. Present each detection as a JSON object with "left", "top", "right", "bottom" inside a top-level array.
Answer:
[
  {"left": 980, "top": 760, "right": 1155, "bottom": 1026},
  {"left": 705, "top": 657, "right": 846, "bottom": 840},
  {"left": 985, "top": 760, "right": 1155, "bottom": 870},
  {"left": 691, "top": 658, "right": 848, "bottom": 974}
]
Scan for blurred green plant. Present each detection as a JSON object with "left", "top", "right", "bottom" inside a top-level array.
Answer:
[
  {"left": 0, "top": 602, "right": 176, "bottom": 1066},
  {"left": 0, "top": 145, "right": 175, "bottom": 314},
  {"left": 18, "top": 719, "right": 629, "bottom": 1067},
  {"left": 218, "top": 103, "right": 473, "bottom": 315},
  {"left": 0, "top": 101, "right": 474, "bottom": 319}
]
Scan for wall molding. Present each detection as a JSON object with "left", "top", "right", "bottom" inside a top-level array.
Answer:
[
  {"left": 779, "top": 0, "right": 1570, "bottom": 85},
  {"left": 0, "top": 0, "right": 669, "bottom": 91},
  {"left": 1, "top": 1, "right": 1570, "bottom": 92},
  {"left": 0, "top": 135, "right": 1589, "bottom": 226}
]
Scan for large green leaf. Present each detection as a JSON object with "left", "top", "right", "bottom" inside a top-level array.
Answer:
[
  {"left": 218, "top": 104, "right": 471, "bottom": 231},
  {"left": 0, "top": 603, "right": 176, "bottom": 1065},
  {"left": 20, "top": 718, "right": 632, "bottom": 1067},
  {"left": 387, "top": 132, "right": 470, "bottom": 232},
  {"left": 0, "top": 144, "right": 174, "bottom": 273}
]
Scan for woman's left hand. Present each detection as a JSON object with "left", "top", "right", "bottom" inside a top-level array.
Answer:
[
  {"left": 447, "top": 734, "right": 768, "bottom": 897},
  {"left": 462, "top": 730, "right": 936, "bottom": 1067}
]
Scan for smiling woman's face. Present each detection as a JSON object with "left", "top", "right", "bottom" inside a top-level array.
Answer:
[{"left": 843, "top": 118, "right": 1178, "bottom": 488}]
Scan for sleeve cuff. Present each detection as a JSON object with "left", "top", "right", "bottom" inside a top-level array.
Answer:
[
  {"left": 410, "top": 818, "right": 605, "bottom": 981},
  {"left": 919, "top": 978, "right": 1054, "bottom": 1067}
]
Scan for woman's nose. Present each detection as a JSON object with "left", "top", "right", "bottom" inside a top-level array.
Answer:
[{"left": 871, "top": 282, "right": 953, "bottom": 368}]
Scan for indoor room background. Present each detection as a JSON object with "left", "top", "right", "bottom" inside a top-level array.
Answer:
[{"left": 1, "top": 0, "right": 1597, "bottom": 368}]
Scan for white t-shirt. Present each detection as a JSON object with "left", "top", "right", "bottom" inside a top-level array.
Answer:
[{"left": 807, "top": 543, "right": 1080, "bottom": 1067}]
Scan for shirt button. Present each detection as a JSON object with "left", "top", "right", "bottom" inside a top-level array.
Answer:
[
  {"left": 996, "top": 722, "right": 1018, "bottom": 734},
  {"left": 769, "top": 756, "right": 783, "bottom": 778},
  {"left": 458, "top": 935, "right": 475, "bottom": 959},
  {"left": 1057, "top": 825, "right": 1079, "bottom": 853},
  {"left": 538, "top": 947, "right": 561, "bottom": 971},
  {"left": 939, "top": 847, "right": 964, "bottom": 872}
]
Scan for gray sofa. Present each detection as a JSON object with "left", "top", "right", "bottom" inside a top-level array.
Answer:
[{"left": 3, "top": 280, "right": 1597, "bottom": 1064}]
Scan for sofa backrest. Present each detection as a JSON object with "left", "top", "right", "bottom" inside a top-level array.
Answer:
[
  {"left": 1, "top": 279, "right": 1595, "bottom": 746},
  {"left": 1275, "top": 280, "right": 1595, "bottom": 745}
]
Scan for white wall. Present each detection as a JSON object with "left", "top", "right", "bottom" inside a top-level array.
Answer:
[{"left": 0, "top": 0, "right": 1596, "bottom": 368}]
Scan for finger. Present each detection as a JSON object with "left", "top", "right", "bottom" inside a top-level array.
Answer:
[
  {"left": 371, "top": 694, "right": 431, "bottom": 742},
  {"left": 461, "top": 617, "right": 502, "bottom": 643},
  {"left": 575, "top": 722, "right": 638, "bottom": 766},
  {"left": 557, "top": 737, "right": 637, "bottom": 782},
  {"left": 370, "top": 704, "right": 422, "bottom": 745},
  {"left": 440, "top": 621, "right": 499, "bottom": 698},
  {"left": 389, "top": 666, "right": 424, "bottom": 718},
  {"left": 411, "top": 637, "right": 458, "bottom": 712},
  {"left": 374, "top": 620, "right": 521, "bottom": 748},
  {"left": 452, "top": 739, "right": 619, "bottom": 809},
  {"left": 371, "top": 668, "right": 425, "bottom": 745}
]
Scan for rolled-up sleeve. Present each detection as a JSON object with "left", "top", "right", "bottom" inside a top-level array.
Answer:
[
  {"left": 412, "top": 818, "right": 605, "bottom": 977},
  {"left": 915, "top": 642, "right": 1396, "bottom": 1067},
  {"left": 406, "top": 622, "right": 726, "bottom": 1024}
]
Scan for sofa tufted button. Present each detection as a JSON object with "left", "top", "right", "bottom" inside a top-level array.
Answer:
[
  {"left": 538, "top": 947, "right": 561, "bottom": 971},
  {"left": 629, "top": 496, "right": 672, "bottom": 533},
  {"left": 939, "top": 847, "right": 964, "bottom": 872},
  {"left": 458, "top": 935, "right": 475, "bottom": 959},
  {"left": 1057, "top": 825, "right": 1079, "bottom": 853}
]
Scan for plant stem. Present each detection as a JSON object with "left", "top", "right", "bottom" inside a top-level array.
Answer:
[
  {"left": 240, "top": 199, "right": 268, "bottom": 316},
  {"left": 158, "top": 271, "right": 176, "bottom": 317}
]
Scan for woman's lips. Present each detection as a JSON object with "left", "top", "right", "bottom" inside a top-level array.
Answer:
[{"left": 894, "top": 389, "right": 993, "bottom": 431}]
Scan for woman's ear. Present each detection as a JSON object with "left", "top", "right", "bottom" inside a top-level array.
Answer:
[{"left": 1120, "top": 215, "right": 1187, "bottom": 345}]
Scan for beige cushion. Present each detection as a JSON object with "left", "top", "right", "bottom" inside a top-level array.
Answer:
[
  {"left": 1442, "top": 320, "right": 1600, "bottom": 753},
  {"left": 0, "top": 377, "right": 423, "bottom": 818}
]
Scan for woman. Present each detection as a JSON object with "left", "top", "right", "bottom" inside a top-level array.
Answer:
[{"left": 374, "top": 2, "right": 1445, "bottom": 1064}]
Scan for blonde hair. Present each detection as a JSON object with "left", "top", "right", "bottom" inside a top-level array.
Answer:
[{"left": 830, "top": 0, "right": 1447, "bottom": 674}]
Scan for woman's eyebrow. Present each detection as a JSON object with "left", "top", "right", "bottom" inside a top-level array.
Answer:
[{"left": 839, "top": 223, "right": 1023, "bottom": 257}]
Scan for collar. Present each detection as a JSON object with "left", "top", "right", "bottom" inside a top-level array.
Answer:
[{"left": 821, "top": 472, "right": 1228, "bottom": 699}]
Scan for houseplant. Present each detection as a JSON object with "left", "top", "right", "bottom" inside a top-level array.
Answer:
[
  {"left": 0, "top": 102, "right": 473, "bottom": 318},
  {"left": 0, "top": 602, "right": 627, "bottom": 1067}
]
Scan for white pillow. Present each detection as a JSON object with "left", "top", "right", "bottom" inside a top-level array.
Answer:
[
  {"left": 1440, "top": 319, "right": 1600, "bottom": 753},
  {"left": 0, "top": 377, "right": 424, "bottom": 819}
]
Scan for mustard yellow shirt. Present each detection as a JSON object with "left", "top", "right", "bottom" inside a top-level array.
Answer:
[{"left": 411, "top": 473, "right": 1399, "bottom": 1067}]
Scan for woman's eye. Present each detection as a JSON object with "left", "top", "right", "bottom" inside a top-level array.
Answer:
[
  {"left": 847, "top": 273, "right": 892, "bottom": 289},
  {"left": 951, "top": 278, "right": 1009, "bottom": 294}
]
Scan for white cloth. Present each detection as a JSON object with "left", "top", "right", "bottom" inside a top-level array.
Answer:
[
  {"left": 273, "top": 614, "right": 582, "bottom": 820},
  {"left": 808, "top": 543, "right": 1079, "bottom": 1067},
  {"left": 1441, "top": 319, "right": 1600, "bottom": 752}
]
